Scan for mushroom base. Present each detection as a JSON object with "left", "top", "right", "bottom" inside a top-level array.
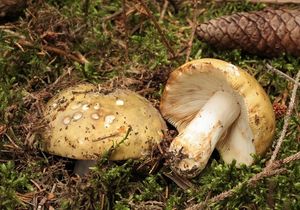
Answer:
[
  {"left": 168, "top": 91, "right": 241, "bottom": 178},
  {"left": 73, "top": 160, "right": 97, "bottom": 176}
]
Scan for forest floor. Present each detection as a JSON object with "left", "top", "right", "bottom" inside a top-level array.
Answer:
[{"left": 0, "top": 0, "right": 299, "bottom": 209}]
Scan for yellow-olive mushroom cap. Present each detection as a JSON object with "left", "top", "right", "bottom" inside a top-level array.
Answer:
[
  {"left": 42, "top": 84, "right": 167, "bottom": 160},
  {"left": 160, "top": 59, "right": 275, "bottom": 168}
]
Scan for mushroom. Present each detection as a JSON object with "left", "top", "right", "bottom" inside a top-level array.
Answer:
[
  {"left": 42, "top": 83, "right": 167, "bottom": 175},
  {"left": 160, "top": 59, "right": 275, "bottom": 177}
]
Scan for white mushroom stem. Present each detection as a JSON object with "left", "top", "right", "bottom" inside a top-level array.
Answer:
[{"left": 169, "top": 91, "right": 241, "bottom": 175}]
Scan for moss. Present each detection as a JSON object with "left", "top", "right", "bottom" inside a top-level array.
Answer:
[
  {"left": 0, "top": 161, "right": 34, "bottom": 210},
  {"left": 0, "top": 0, "right": 299, "bottom": 209}
]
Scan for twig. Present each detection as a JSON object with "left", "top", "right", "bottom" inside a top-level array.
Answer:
[
  {"left": 282, "top": 151, "right": 300, "bottom": 164},
  {"left": 30, "top": 179, "right": 43, "bottom": 192},
  {"left": 122, "top": 0, "right": 129, "bottom": 61},
  {"left": 266, "top": 64, "right": 300, "bottom": 86},
  {"left": 185, "top": 1, "right": 197, "bottom": 62},
  {"left": 138, "top": 0, "right": 176, "bottom": 57},
  {"left": 185, "top": 2, "right": 204, "bottom": 62},
  {"left": 163, "top": 171, "right": 195, "bottom": 190},
  {"left": 48, "top": 67, "right": 73, "bottom": 88},
  {"left": 37, "top": 197, "right": 47, "bottom": 210},
  {"left": 4, "top": 133, "right": 21, "bottom": 149},
  {"left": 0, "top": 26, "right": 16, "bottom": 29},
  {"left": 47, "top": 183, "right": 56, "bottom": 201},
  {"left": 2, "top": 29, "right": 26, "bottom": 39},
  {"left": 18, "top": 40, "right": 89, "bottom": 64},
  {"left": 159, "top": 0, "right": 169, "bottom": 22},
  {"left": 185, "top": 0, "right": 205, "bottom": 62},
  {"left": 268, "top": 70, "right": 300, "bottom": 164},
  {"left": 101, "top": 9, "right": 123, "bottom": 21}
]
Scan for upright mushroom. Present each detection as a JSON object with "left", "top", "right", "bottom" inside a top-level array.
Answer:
[
  {"left": 160, "top": 59, "right": 275, "bottom": 177},
  {"left": 42, "top": 83, "right": 167, "bottom": 175}
]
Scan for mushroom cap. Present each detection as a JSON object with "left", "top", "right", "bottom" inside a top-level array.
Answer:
[
  {"left": 42, "top": 83, "right": 167, "bottom": 160},
  {"left": 160, "top": 58, "right": 275, "bottom": 158}
]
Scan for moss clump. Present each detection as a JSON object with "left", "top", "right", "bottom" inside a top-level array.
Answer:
[{"left": 0, "top": 161, "right": 34, "bottom": 210}]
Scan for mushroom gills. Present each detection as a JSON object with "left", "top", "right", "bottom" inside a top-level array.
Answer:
[
  {"left": 73, "top": 160, "right": 97, "bottom": 176},
  {"left": 169, "top": 91, "right": 240, "bottom": 176},
  {"left": 217, "top": 119, "right": 256, "bottom": 166}
]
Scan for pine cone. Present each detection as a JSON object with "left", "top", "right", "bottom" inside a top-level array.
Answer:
[{"left": 197, "top": 9, "right": 300, "bottom": 57}]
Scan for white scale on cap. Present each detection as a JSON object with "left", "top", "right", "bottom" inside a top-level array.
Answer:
[
  {"left": 104, "top": 115, "right": 116, "bottom": 128},
  {"left": 116, "top": 99, "right": 124, "bottom": 106}
]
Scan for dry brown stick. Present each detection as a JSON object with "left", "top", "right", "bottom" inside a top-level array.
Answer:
[
  {"left": 138, "top": 0, "right": 176, "bottom": 57},
  {"left": 159, "top": 0, "right": 169, "bottom": 22},
  {"left": 0, "top": 25, "right": 16, "bottom": 29},
  {"left": 185, "top": 2, "right": 204, "bottom": 62},
  {"left": 122, "top": 0, "right": 129, "bottom": 61},
  {"left": 185, "top": 1, "right": 197, "bottom": 62},
  {"left": 268, "top": 70, "right": 300, "bottom": 164},
  {"left": 101, "top": 9, "right": 123, "bottom": 21},
  {"left": 43, "top": 45, "right": 88, "bottom": 64},
  {"left": 282, "top": 151, "right": 300, "bottom": 164},
  {"left": 4, "top": 133, "right": 21, "bottom": 149},
  {"left": 266, "top": 64, "right": 300, "bottom": 86},
  {"left": 2, "top": 28, "right": 26, "bottom": 39},
  {"left": 17, "top": 39, "right": 89, "bottom": 64}
]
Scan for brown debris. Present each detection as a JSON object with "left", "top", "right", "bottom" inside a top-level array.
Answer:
[
  {"left": 0, "top": 124, "right": 7, "bottom": 137},
  {"left": 273, "top": 89, "right": 288, "bottom": 119},
  {"left": 0, "top": 0, "right": 26, "bottom": 21},
  {"left": 24, "top": 4, "right": 84, "bottom": 48},
  {"left": 273, "top": 102, "right": 288, "bottom": 118},
  {"left": 197, "top": 9, "right": 300, "bottom": 57}
]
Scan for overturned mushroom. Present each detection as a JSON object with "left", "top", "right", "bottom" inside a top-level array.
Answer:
[
  {"left": 42, "top": 83, "right": 167, "bottom": 175},
  {"left": 160, "top": 59, "right": 275, "bottom": 178}
]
